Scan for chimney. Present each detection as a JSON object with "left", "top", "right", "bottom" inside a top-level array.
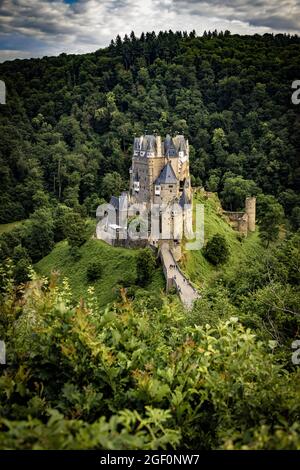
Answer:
[{"left": 155, "top": 135, "right": 162, "bottom": 157}]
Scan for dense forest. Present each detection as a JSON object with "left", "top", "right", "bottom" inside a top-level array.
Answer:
[
  {"left": 0, "top": 31, "right": 299, "bottom": 450},
  {"left": 0, "top": 31, "right": 300, "bottom": 222}
]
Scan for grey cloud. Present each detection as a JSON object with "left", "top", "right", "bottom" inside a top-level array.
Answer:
[
  {"left": 169, "top": 0, "right": 300, "bottom": 31},
  {"left": 250, "top": 15, "right": 300, "bottom": 30},
  {"left": 0, "top": 0, "right": 299, "bottom": 62}
]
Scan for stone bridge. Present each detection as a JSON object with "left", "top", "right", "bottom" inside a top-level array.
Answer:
[{"left": 159, "top": 242, "right": 199, "bottom": 310}]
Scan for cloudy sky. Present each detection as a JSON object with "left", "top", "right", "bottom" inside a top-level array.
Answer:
[{"left": 0, "top": 0, "right": 299, "bottom": 62}]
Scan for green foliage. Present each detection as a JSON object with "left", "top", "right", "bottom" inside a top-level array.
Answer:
[
  {"left": 204, "top": 234, "right": 230, "bottom": 265},
  {"left": 207, "top": 174, "right": 220, "bottom": 192},
  {"left": 0, "top": 221, "right": 25, "bottom": 236},
  {"left": 101, "top": 172, "right": 124, "bottom": 201},
  {"left": 0, "top": 408, "right": 180, "bottom": 450},
  {"left": 0, "top": 30, "right": 299, "bottom": 450},
  {"left": 0, "top": 32, "right": 299, "bottom": 227},
  {"left": 63, "top": 211, "right": 87, "bottom": 248},
  {"left": 23, "top": 208, "right": 54, "bottom": 262},
  {"left": 256, "top": 194, "right": 284, "bottom": 245},
  {"left": 0, "top": 272, "right": 299, "bottom": 450},
  {"left": 181, "top": 192, "right": 261, "bottom": 288},
  {"left": 35, "top": 239, "right": 164, "bottom": 306},
  {"left": 13, "top": 258, "right": 31, "bottom": 285},
  {"left": 222, "top": 233, "right": 300, "bottom": 360},
  {"left": 290, "top": 206, "right": 300, "bottom": 231},
  {"left": 221, "top": 176, "right": 260, "bottom": 211},
  {"left": 136, "top": 248, "right": 156, "bottom": 286},
  {"left": 86, "top": 261, "right": 103, "bottom": 282}
]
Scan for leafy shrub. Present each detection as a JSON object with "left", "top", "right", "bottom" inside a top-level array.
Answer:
[
  {"left": 86, "top": 261, "right": 103, "bottom": 281},
  {"left": 0, "top": 265, "right": 299, "bottom": 450},
  {"left": 63, "top": 212, "right": 87, "bottom": 248},
  {"left": 117, "top": 274, "right": 136, "bottom": 287},
  {"left": 69, "top": 245, "right": 81, "bottom": 260},
  {"left": 136, "top": 248, "right": 156, "bottom": 286},
  {"left": 203, "top": 234, "right": 230, "bottom": 265},
  {"left": 13, "top": 258, "right": 31, "bottom": 284}
]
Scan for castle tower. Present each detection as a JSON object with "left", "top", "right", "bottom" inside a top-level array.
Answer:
[
  {"left": 99, "top": 133, "right": 193, "bottom": 249},
  {"left": 245, "top": 197, "right": 256, "bottom": 232}
]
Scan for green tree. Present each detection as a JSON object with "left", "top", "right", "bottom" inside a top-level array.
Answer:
[
  {"left": 136, "top": 248, "right": 156, "bottom": 286},
  {"left": 207, "top": 173, "right": 220, "bottom": 192},
  {"left": 221, "top": 176, "right": 260, "bottom": 211},
  {"left": 13, "top": 258, "right": 31, "bottom": 285},
  {"left": 12, "top": 244, "right": 32, "bottom": 284},
  {"left": 32, "top": 190, "right": 51, "bottom": 210},
  {"left": 204, "top": 234, "right": 230, "bottom": 265},
  {"left": 24, "top": 209, "right": 54, "bottom": 262},
  {"left": 291, "top": 206, "right": 300, "bottom": 231},
  {"left": 86, "top": 261, "right": 103, "bottom": 282},
  {"left": 101, "top": 172, "right": 124, "bottom": 200},
  {"left": 63, "top": 211, "right": 87, "bottom": 248},
  {"left": 256, "top": 194, "right": 284, "bottom": 246}
]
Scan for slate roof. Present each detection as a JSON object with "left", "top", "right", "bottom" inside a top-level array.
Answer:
[
  {"left": 155, "top": 162, "right": 178, "bottom": 185},
  {"left": 164, "top": 134, "right": 177, "bottom": 157},
  {"left": 134, "top": 135, "right": 157, "bottom": 153},
  {"left": 173, "top": 135, "right": 187, "bottom": 153},
  {"left": 109, "top": 194, "right": 127, "bottom": 211},
  {"left": 134, "top": 134, "right": 187, "bottom": 158}
]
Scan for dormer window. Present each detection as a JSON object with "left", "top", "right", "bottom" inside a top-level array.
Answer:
[
  {"left": 134, "top": 181, "right": 140, "bottom": 192},
  {"left": 155, "top": 185, "right": 161, "bottom": 196}
]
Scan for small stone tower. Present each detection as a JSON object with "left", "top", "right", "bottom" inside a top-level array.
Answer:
[{"left": 245, "top": 197, "right": 256, "bottom": 232}]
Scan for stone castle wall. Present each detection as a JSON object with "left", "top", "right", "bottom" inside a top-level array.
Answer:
[
  {"left": 245, "top": 197, "right": 256, "bottom": 232},
  {"left": 223, "top": 198, "right": 256, "bottom": 236}
]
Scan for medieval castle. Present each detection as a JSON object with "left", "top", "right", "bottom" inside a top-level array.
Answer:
[
  {"left": 96, "top": 133, "right": 256, "bottom": 309},
  {"left": 96, "top": 134, "right": 193, "bottom": 253}
]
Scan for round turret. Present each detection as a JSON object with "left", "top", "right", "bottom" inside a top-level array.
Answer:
[{"left": 245, "top": 197, "right": 256, "bottom": 232}]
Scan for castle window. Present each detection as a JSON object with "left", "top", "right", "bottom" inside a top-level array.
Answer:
[
  {"left": 169, "top": 185, "right": 173, "bottom": 188},
  {"left": 155, "top": 185, "right": 161, "bottom": 196}
]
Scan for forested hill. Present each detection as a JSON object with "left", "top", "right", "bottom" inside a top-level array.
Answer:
[{"left": 0, "top": 31, "right": 300, "bottom": 224}]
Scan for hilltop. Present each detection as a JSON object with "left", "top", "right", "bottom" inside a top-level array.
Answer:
[
  {"left": 181, "top": 190, "right": 262, "bottom": 288},
  {"left": 0, "top": 31, "right": 299, "bottom": 228},
  {"left": 35, "top": 191, "right": 262, "bottom": 306}
]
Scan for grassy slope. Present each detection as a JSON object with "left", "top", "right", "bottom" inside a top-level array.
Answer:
[
  {"left": 0, "top": 221, "right": 24, "bottom": 235},
  {"left": 36, "top": 238, "right": 165, "bottom": 307},
  {"left": 36, "top": 193, "right": 263, "bottom": 305},
  {"left": 180, "top": 191, "right": 264, "bottom": 289}
]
